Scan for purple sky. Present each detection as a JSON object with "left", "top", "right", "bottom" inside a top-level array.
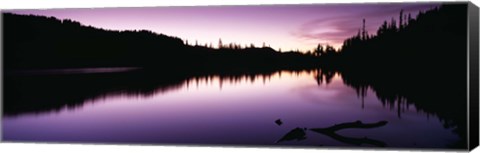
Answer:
[{"left": 7, "top": 3, "right": 439, "bottom": 51}]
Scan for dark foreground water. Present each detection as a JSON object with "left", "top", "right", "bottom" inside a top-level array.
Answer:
[{"left": 2, "top": 68, "right": 463, "bottom": 149}]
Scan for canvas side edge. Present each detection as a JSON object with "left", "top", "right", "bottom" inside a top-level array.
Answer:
[{"left": 468, "top": 1, "right": 479, "bottom": 151}]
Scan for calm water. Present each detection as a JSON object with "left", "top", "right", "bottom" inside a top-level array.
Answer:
[{"left": 2, "top": 69, "right": 461, "bottom": 148}]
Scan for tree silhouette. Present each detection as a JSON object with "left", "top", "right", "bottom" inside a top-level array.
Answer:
[
  {"left": 218, "top": 38, "right": 223, "bottom": 49},
  {"left": 314, "top": 44, "right": 324, "bottom": 56},
  {"left": 399, "top": 9, "right": 404, "bottom": 30}
]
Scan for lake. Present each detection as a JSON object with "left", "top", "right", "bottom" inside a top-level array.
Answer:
[{"left": 2, "top": 69, "right": 463, "bottom": 148}]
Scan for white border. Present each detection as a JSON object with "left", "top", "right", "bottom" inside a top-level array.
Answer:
[{"left": 0, "top": 0, "right": 478, "bottom": 153}]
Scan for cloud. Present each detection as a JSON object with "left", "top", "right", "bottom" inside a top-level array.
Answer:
[
  {"left": 292, "top": 16, "right": 362, "bottom": 48},
  {"left": 291, "top": 4, "right": 439, "bottom": 49}
]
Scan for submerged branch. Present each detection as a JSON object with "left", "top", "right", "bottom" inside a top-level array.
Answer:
[
  {"left": 309, "top": 120, "right": 388, "bottom": 147},
  {"left": 310, "top": 120, "right": 388, "bottom": 132}
]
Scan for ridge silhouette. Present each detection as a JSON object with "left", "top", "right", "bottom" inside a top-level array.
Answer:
[{"left": 3, "top": 12, "right": 319, "bottom": 71}]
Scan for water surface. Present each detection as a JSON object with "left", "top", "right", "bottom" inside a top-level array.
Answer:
[{"left": 2, "top": 69, "right": 462, "bottom": 148}]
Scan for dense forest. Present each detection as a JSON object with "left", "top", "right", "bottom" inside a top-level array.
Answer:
[
  {"left": 3, "top": 13, "right": 319, "bottom": 72},
  {"left": 339, "top": 4, "right": 466, "bottom": 71}
]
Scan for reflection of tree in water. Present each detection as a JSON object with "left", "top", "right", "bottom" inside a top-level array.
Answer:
[
  {"left": 5, "top": 65, "right": 467, "bottom": 148},
  {"left": 5, "top": 69, "right": 318, "bottom": 116},
  {"left": 5, "top": 66, "right": 467, "bottom": 147},
  {"left": 314, "top": 67, "right": 466, "bottom": 148},
  {"left": 314, "top": 68, "right": 336, "bottom": 86}
]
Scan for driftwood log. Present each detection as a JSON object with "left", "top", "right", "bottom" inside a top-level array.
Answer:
[
  {"left": 311, "top": 120, "right": 388, "bottom": 132},
  {"left": 275, "top": 120, "right": 388, "bottom": 147},
  {"left": 310, "top": 120, "right": 388, "bottom": 147}
]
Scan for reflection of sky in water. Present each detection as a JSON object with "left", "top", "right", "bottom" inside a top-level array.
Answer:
[{"left": 3, "top": 71, "right": 459, "bottom": 148}]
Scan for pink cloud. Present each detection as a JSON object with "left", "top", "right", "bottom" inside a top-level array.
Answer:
[{"left": 291, "top": 4, "right": 438, "bottom": 49}]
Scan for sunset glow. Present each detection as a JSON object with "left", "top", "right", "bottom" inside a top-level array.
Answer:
[{"left": 7, "top": 3, "right": 438, "bottom": 51}]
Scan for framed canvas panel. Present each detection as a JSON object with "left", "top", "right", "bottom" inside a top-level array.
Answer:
[{"left": 1, "top": 1, "right": 479, "bottom": 152}]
